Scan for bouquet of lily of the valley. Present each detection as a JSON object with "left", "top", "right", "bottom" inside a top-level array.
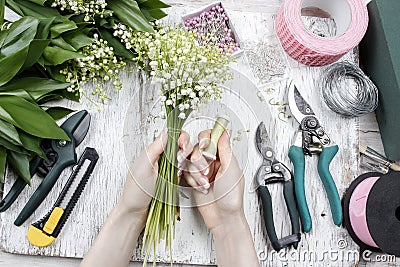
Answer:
[{"left": 129, "top": 26, "right": 232, "bottom": 265}]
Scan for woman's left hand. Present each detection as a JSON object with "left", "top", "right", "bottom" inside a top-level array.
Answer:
[{"left": 118, "top": 130, "right": 193, "bottom": 224}]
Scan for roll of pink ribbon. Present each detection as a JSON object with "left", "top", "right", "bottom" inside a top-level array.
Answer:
[{"left": 276, "top": 0, "right": 369, "bottom": 66}]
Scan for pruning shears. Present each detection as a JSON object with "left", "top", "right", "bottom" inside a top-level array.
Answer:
[
  {"left": 0, "top": 110, "right": 91, "bottom": 226},
  {"left": 255, "top": 122, "right": 301, "bottom": 251},
  {"left": 287, "top": 83, "right": 342, "bottom": 232}
]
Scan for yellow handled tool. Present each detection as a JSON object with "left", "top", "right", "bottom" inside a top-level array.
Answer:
[{"left": 28, "top": 147, "right": 99, "bottom": 247}]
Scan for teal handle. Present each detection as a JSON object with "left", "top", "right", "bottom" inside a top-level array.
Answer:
[
  {"left": 317, "top": 145, "right": 342, "bottom": 227},
  {"left": 289, "top": 145, "right": 311, "bottom": 232},
  {"left": 258, "top": 186, "right": 279, "bottom": 247},
  {"left": 283, "top": 180, "right": 301, "bottom": 249}
]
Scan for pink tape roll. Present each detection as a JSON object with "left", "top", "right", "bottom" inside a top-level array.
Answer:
[
  {"left": 276, "top": 0, "right": 369, "bottom": 66},
  {"left": 349, "top": 176, "right": 379, "bottom": 248}
]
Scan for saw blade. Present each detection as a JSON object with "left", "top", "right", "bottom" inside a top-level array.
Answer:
[{"left": 32, "top": 147, "right": 99, "bottom": 236}]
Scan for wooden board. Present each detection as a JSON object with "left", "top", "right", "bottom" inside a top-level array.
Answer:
[{"left": 0, "top": 2, "right": 381, "bottom": 266}]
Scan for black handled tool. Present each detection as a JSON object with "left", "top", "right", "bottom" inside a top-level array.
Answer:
[
  {"left": 27, "top": 147, "right": 99, "bottom": 247},
  {"left": 0, "top": 110, "right": 91, "bottom": 226},
  {"left": 255, "top": 122, "right": 301, "bottom": 251}
]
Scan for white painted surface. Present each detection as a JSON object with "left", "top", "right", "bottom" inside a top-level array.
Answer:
[{"left": 0, "top": 1, "right": 397, "bottom": 266}]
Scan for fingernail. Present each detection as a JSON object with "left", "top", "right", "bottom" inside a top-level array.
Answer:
[
  {"left": 199, "top": 178, "right": 210, "bottom": 190},
  {"left": 202, "top": 167, "right": 209, "bottom": 176},
  {"left": 199, "top": 138, "right": 210, "bottom": 149},
  {"left": 177, "top": 152, "right": 185, "bottom": 163},
  {"left": 183, "top": 139, "right": 190, "bottom": 151},
  {"left": 201, "top": 190, "right": 209, "bottom": 195}
]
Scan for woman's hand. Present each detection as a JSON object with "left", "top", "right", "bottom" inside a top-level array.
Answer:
[
  {"left": 182, "top": 129, "right": 260, "bottom": 267},
  {"left": 183, "top": 130, "right": 245, "bottom": 232},
  {"left": 118, "top": 130, "right": 193, "bottom": 226},
  {"left": 80, "top": 131, "right": 193, "bottom": 267}
]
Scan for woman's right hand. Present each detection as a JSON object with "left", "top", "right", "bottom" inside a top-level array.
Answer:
[
  {"left": 182, "top": 129, "right": 246, "bottom": 233},
  {"left": 183, "top": 129, "right": 260, "bottom": 267}
]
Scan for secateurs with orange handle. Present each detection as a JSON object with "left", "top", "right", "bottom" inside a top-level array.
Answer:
[
  {"left": 27, "top": 147, "right": 99, "bottom": 247},
  {"left": 287, "top": 82, "right": 342, "bottom": 233}
]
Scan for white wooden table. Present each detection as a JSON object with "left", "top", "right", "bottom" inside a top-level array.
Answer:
[{"left": 0, "top": 1, "right": 397, "bottom": 266}]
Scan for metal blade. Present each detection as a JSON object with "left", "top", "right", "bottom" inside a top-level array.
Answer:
[
  {"left": 288, "top": 83, "right": 315, "bottom": 123},
  {"left": 255, "top": 122, "right": 274, "bottom": 157},
  {"left": 72, "top": 114, "right": 90, "bottom": 146},
  {"left": 61, "top": 110, "right": 91, "bottom": 146}
]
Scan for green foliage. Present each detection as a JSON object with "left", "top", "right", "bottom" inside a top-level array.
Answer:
[
  {"left": 0, "top": 16, "right": 71, "bottom": 183},
  {"left": 0, "top": 0, "right": 170, "bottom": 183}
]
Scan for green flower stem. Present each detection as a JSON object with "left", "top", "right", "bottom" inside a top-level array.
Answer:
[{"left": 142, "top": 108, "right": 190, "bottom": 266}]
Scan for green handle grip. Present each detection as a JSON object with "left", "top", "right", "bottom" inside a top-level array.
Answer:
[
  {"left": 14, "top": 156, "right": 75, "bottom": 226},
  {"left": 258, "top": 186, "right": 279, "bottom": 247},
  {"left": 283, "top": 180, "right": 301, "bottom": 249},
  {"left": 317, "top": 145, "right": 342, "bottom": 227},
  {"left": 289, "top": 145, "right": 311, "bottom": 232},
  {"left": 14, "top": 138, "right": 77, "bottom": 226}
]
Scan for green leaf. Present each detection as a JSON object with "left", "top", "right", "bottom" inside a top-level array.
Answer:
[
  {"left": 35, "top": 17, "right": 55, "bottom": 39},
  {"left": 27, "top": 0, "right": 46, "bottom": 5},
  {"left": 63, "top": 31, "right": 93, "bottom": 50},
  {"left": 0, "top": 17, "right": 38, "bottom": 56},
  {"left": 1, "top": 77, "right": 70, "bottom": 101},
  {"left": 0, "top": 17, "right": 38, "bottom": 86},
  {"left": 99, "top": 29, "right": 135, "bottom": 60},
  {"left": 50, "top": 20, "right": 77, "bottom": 38},
  {"left": 0, "top": 137, "right": 28, "bottom": 154},
  {"left": 17, "top": 130, "right": 45, "bottom": 158},
  {"left": 0, "top": 89, "right": 36, "bottom": 103},
  {"left": 37, "top": 93, "right": 64, "bottom": 103},
  {"left": 1, "top": 0, "right": 5, "bottom": 26},
  {"left": 141, "top": 8, "right": 167, "bottom": 21},
  {"left": 138, "top": 0, "right": 170, "bottom": 9},
  {"left": 0, "top": 119, "right": 22, "bottom": 145},
  {"left": 107, "top": 0, "right": 154, "bottom": 33},
  {"left": 51, "top": 37, "right": 76, "bottom": 51},
  {"left": 0, "top": 146, "right": 6, "bottom": 183},
  {"left": 4, "top": 0, "right": 22, "bottom": 16},
  {"left": 43, "top": 106, "right": 74, "bottom": 120},
  {"left": 22, "top": 39, "right": 50, "bottom": 70},
  {"left": 0, "top": 46, "right": 28, "bottom": 86},
  {"left": 7, "top": 150, "right": 30, "bottom": 185},
  {"left": 60, "top": 90, "right": 79, "bottom": 102},
  {"left": 0, "top": 95, "right": 69, "bottom": 140},
  {"left": 6, "top": 0, "right": 63, "bottom": 23},
  {"left": 42, "top": 46, "right": 82, "bottom": 65}
]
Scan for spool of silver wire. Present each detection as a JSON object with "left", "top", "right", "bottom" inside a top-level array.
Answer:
[{"left": 321, "top": 61, "right": 379, "bottom": 117}]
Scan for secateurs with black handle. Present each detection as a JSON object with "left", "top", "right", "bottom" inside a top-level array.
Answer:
[
  {"left": 28, "top": 147, "right": 99, "bottom": 247},
  {"left": 255, "top": 122, "right": 301, "bottom": 251},
  {"left": 0, "top": 110, "right": 91, "bottom": 226}
]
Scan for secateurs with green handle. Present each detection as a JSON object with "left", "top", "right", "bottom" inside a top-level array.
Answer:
[
  {"left": 255, "top": 122, "right": 301, "bottom": 251},
  {"left": 287, "top": 83, "right": 342, "bottom": 233}
]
